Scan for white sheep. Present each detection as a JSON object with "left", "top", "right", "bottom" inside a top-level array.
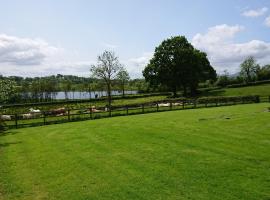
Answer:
[{"left": 0, "top": 115, "right": 12, "bottom": 121}]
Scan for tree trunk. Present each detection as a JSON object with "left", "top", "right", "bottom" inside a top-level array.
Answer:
[
  {"left": 183, "top": 85, "right": 187, "bottom": 97},
  {"left": 172, "top": 85, "right": 177, "bottom": 97},
  {"left": 122, "top": 83, "right": 125, "bottom": 97},
  {"left": 107, "top": 82, "right": 112, "bottom": 109}
]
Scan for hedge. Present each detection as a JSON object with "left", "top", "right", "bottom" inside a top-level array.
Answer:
[{"left": 227, "top": 80, "right": 270, "bottom": 88}]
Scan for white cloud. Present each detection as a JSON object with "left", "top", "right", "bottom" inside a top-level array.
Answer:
[
  {"left": 126, "top": 52, "right": 153, "bottom": 77},
  {"left": 242, "top": 7, "right": 268, "bottom": 17},
  {"left": 265, "top": 16, "right": 270, "bottom": 27},
  {"left": 0, "top": 61, "right": 94, "bottom": 77},
  {"left": 0, "top": 34, "right": 59, "bottom": 65},
  {"left": 192, "top": 24, "right": 270, "bottom": 73}
]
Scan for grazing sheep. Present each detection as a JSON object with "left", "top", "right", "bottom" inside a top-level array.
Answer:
[
  {"left": 29, "top": 108, "right": 41, "bottom": 118},
  {"left": 90, "top": 106, "right": 102, "bottom": 113},
  {"left": 49, "top": 108, "right": 66, "bottom": 116},
  {"left": 22, "top": 113, "right": 34, "bottom": 119},
  {"left": 158, "top": 103, "right": 170, "bottom": 107},
  {"left": 0, "top": 115, "right": 12, "bottom": 121},
  {"left": 173, "top": 102, "right": 183, "bottom": 106},
  {"left": 29, "top": 108, "right": 41, "bottom": 113}
]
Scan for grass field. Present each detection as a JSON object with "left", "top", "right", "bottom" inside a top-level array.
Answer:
[
  {"left": 1, "top": 103, "right": 270, "bottom": 200},
  {"left": 204, "top": 84, "right": 270, "bottom": 97}
]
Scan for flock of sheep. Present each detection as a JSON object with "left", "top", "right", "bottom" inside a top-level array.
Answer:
[
  {"left": 0, "top": 102, "right": 185, "bottom": 122},
  {"left": 0, "top": 107, "right": 66, "bottom": 121}
]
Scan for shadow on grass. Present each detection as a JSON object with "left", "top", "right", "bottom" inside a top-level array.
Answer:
[
  {"left": 0, "top": 130, "right": 20, "bottom": 137},
  {"left": 0, "top": 141, "right": 22, "bottom": 148},
  {"left": 199, "top": 89, "right": 226, "bottom": 97}
]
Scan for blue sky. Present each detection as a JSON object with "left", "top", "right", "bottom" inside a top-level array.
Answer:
[{"left": 0, "top": 0, "right": 270, "bottom": 77}]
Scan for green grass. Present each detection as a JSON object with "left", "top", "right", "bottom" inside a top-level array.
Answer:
[
  {"left": 1, "top": 103, "right": 270, "bottom": 200},
  {"left": 204, "top": 84, "right": 270, "bottom": 97}
]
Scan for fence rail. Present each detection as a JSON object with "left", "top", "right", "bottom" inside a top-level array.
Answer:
[{"left": 1, "top": 95, "right": 269, "bottom": 129}]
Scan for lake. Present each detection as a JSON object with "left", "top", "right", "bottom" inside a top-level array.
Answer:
[{"left": 52, "top": 90, "right": 138, "bottom": 100}]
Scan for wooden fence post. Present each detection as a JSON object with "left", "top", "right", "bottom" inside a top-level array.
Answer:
[
  {"left": 68, "top": 109, "right": 70, "bottom": 121},
  {"left": 90, "top": 108, "right": 93, "bottom": 119},
  {"left": 142, "top": 104, "right": 144, "bottom": 114},
  {"left": 156, "top": 103, "right": 159, "bottom": 112},
  {"left": 182, "top": 101, "right": 185, "bottom": 109},
  {"left": 43, "top": 112, "right": 46, "bottom": 125},
  {"left": 194, "top": 100, "right": 197, "bottom": 109},
  {"left": 15, "top": 114, "right": 18, "bottom": 129},
  {"left": 126, "top": 106, "right": 129, "bottom": 115},
  {"left": 170, "top": 102, "right": 172, "bottom": 110}
]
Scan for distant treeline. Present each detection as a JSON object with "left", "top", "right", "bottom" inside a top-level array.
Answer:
[{"left": 0, "top": 74, "right": 149, "bottom": 103}]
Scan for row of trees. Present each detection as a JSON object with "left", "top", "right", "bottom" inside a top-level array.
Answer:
[
  {"left": 0, "top": 69, "right": 150, "bottom": 103},
  {"left": 240, "top": 56, "right": 270, "bottom": 83},
  {"left": 216, "top": 56, "right": 270, "bottom": 87},
  {"left": 89, "top": 36, "right": 217, "bottom": 108}
]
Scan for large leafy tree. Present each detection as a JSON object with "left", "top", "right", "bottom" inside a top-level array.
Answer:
[
  {"left": 90, "top": 50, "right": 122, "bottom": 109},
  {"left": 240, "top": 56, "right": 260, "bottom": 83},
  {"left": 143, "top": 36, "right": 216, "bottom": 96}
]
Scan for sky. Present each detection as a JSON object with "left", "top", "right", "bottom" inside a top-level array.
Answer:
[{"left": 0, "top": 0, "right": 270, "bottom": 78}]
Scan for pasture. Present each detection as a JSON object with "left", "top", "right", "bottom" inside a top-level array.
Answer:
[
  {"left": 0, "top": 103, "right": 269, "bottom": 200},
  {"left": 204, "top": 84, "right": 270, "bottom": 97}
]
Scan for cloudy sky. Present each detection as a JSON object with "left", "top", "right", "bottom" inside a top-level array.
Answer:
[{"left": 0, "top": 0, "right": 270, "bottom": 78}]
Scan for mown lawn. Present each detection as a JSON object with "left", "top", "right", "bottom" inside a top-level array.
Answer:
[{"left": 0, "top": 103, "right": 270, "bottom": 200}]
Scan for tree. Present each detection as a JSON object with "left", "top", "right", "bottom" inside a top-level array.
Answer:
[
  {"left": 117, "top": 67, "right": 130, "bottom": 97},
  {"left": 63, "top": 80, "right": 72, "bottom": 100},
  {"left": 215, "top": 70, "right": 230, "bottom": 87},
  {"left": 90, "top": 50, "right": 122, "bottom": 109},
  {"left": 258, "top": 65, "right": 270, "bottom": 81},
  {"left": 143, "top": 36, "right": 216, "bottom": 96},
  {"left": 0, "top": 79, "right": 17, "bottom": 103},
  {"left": 0, "top": 79, "right": 17, "bottom": 132},
  {"left": 240, "top": 56, "right": 260, "bottom": 83}
]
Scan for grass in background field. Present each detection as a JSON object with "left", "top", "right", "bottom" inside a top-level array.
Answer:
[
  {"left": 0, "top": 103, "right": 270, "bottom": 200},
  {"left": 205, "top": 84, "right": 270, "bottom": 97}
]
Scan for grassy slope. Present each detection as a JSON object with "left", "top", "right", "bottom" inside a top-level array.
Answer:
[
  {"left": 204, "top": 84, "right": 270, "bottom": 97},
  {"left": 0, "top": 103, "right": 270, "bottom": 200}
]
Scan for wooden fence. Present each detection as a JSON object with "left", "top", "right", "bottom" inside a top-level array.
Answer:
[{"left": 1, "top": 95, "right": 269, "bottom": 129}]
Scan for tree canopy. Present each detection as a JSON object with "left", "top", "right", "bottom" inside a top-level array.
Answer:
[
  {"left": 90, "top": 50, "right": 123, "bottom": 109},
  {"left": 143, "top": 36, "right": 216, "bottom": 96},
  {"left": 117, "top": 67, "right": 130, "bottom": 97},
  {"left": 240, "top": 56, "right": 260, "bottom": 83},
  {"left": 0, "top": 79, "right": 17, "bottom": 104}
]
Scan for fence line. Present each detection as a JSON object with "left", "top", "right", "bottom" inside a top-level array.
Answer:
[{"left": 1, "top": 95, "right": 269, "bottom": 129}]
